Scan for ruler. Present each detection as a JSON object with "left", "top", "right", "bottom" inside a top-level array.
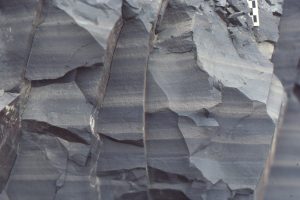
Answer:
[{"left": 247, "top": 0, "right": 260, "bottom": 26}]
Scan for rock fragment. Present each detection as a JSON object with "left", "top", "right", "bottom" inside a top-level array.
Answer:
[
  {"left": 25, "top": 0, "right": 104, "bottom": 81},
  {"left": 22, "top": 81, "right": 93, "bottom": 143}
]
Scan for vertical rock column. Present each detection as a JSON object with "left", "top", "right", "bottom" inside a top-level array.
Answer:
[
  {"left": 0, "top": 0, "right": 40, "bottom": 192},
  {"left": 95, "top": 0, "right": 168, "bottom": 199},
  {"left": 145, "top": 3, "right": 222, "bottom": 199}
]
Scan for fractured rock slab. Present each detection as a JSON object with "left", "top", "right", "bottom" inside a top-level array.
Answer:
[
  {"left": 25, "top": 0, "right": 104, "bottom": 81},
  {"left": 145, "top": 0, "right": 284, "bottom": 199},
  {"left": 75, "top": 65, "right": 105, "bottom": 106},
  {"left": 52, "top": 0, "right": 124, "bottom": 104},
  {"left": 22, "top": 81, "right": 93, "bottom": 143}
]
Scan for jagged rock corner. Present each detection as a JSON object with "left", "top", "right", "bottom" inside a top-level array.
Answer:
[{"left": 0, "top": 0, "right": 298, "bottom": 199}]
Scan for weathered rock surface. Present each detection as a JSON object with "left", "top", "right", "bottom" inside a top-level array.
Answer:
[
  {"left": 0, "top": 92, "right": 20, "bottom": 192},
  {"left": 0, "top": 0, "right": 294, "bottom": 199}
]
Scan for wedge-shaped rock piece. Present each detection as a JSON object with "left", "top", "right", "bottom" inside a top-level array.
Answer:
[
  {"left": 0, "top": 92, "right": 20, "bottom": 192},
  {"left": 50, "top": 0, "right": 123, "bottom": 104},
  {"left": 54, "top": 0, "right": 122, "bottom": 52},
  {"left": 25, "top": 0, "right": 105, "bottom": 81},
  {"left": 75, "top": 65, "right": 105, "bottom": 106},
  {"left": 23, "top": 82, "right": 93, "bottom": 143}
]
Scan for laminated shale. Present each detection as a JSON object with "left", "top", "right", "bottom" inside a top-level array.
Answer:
[{"left": 0, "top": 0, "right": 292, "bottom": 199}]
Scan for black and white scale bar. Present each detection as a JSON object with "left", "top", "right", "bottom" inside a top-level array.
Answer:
[{"left": 247, "top": 0, "right": 260, "bottom": 26}]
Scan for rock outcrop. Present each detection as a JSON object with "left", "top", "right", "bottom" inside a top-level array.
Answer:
[{"left": 0, "top": 0, "right": 292, "bottom": 199}]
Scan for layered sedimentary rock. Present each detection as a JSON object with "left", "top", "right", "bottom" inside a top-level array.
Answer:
[
  {"left": 0, "top": 0, "right": 38, "bottom": 193},
  {"left": 145, "top": 1, "right": 284, "bottom": 199},
  {"left": 0, "top": 0, "right": 290, "bottom": 199},
  {"left": 95, "top": 0, "right": 168, "bottom": 198}
]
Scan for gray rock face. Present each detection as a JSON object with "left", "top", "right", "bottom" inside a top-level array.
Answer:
[
  {"left": 0, "top": 92, "right": 20, "bottom": 192},
  {"left": 0, "top": 0, "right": 290, "bottom": 199},
  {"left": 145, "top": 1, "right": 283, "bottom": 199},
  {"left": 4, "top": 131, "right": 95, "bottom": 200},
  {"left": 95, "top": 0, "right": 168, "bottom": 198},
  {"left": 264, "top": 0, "right": 300, "bottom": 200},
  {"left": 271, "top": 0, "right": 300, "bottom": 90},
  {"left": 22, "top": 81, "right": 94, "bottom": 143},
  {"left": 25, "top": 0, "right": 104, "bottom": 80},
  {"left": 0, "top": 0, "right": 38, "bottom": 91}
]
